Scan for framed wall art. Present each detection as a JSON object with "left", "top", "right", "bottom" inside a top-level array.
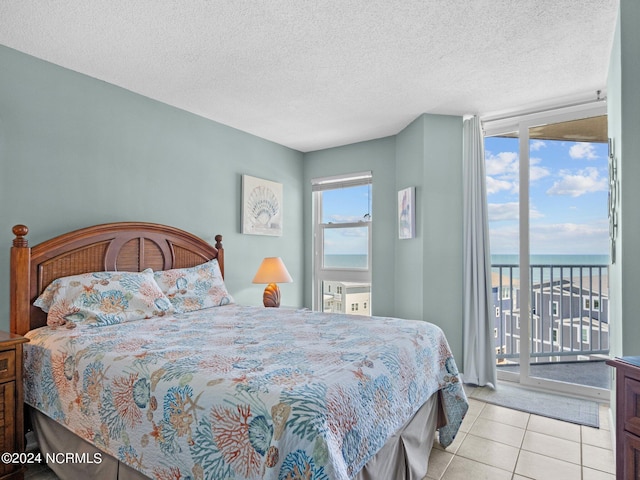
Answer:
[
  {"left": 242, "top": 175, "right": 283, "bottom": 236},
  {"left": 398, "top": 186, "right": 416, "bottom": 239}
]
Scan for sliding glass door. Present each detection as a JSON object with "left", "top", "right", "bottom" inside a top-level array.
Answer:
[{"left": 485, "top": 103, "right": 610, "bottom": 401}]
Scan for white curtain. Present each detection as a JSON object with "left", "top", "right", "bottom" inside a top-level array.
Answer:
[{"left": 462, "top": 116, "right": 497, "bottom": 388}]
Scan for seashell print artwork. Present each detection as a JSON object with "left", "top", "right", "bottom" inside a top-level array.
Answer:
[{"left": 242, "top": 175, "right": 283, "bottom": 236}]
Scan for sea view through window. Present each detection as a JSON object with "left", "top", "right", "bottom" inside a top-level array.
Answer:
[{"left": 485, "top": 111, "right": 610, "bottom": 396}]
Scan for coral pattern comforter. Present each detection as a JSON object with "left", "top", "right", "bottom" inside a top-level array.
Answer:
[{"left": 24, "top": 305, "right": 468, "bottom": 480}]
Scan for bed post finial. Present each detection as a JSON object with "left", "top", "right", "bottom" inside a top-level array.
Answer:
[
  {"left": 11, "top": 224, "right": 31, "bottom": 335},
  {"left": 12, "top": 225, "right": 29, "bottom": 247},
  {"left": 214, "top": 235, "right": 224, "bottom": 278}
]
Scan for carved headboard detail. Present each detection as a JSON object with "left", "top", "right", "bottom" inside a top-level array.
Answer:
[{"left": 10, "top": 222, "right": 223, "bottom": 335}]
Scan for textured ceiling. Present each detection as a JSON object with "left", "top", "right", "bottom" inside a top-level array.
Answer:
[{"left": 0, "top": 1, "right": 619, "bottom": 152}]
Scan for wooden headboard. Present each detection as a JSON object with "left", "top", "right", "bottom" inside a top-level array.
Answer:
[{"left": 10, "top": 222, "right": 223, "bottom": 336}]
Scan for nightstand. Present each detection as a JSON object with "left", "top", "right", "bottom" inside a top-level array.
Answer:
[
  {"left": 0, "top": 332, "right": 29, "bottom": 480},
  {"left": 607, "top": 356, "right": 640, "bottom": 480}
]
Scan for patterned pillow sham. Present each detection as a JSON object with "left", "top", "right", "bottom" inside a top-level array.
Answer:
[
  {"left": 34, "top": 269, "right": 174, "bottom": 327},
  {"left": 153, "top": 259, "right": 234, "bottom": 312}
]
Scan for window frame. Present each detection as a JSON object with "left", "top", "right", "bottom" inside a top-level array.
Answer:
[{"left": 312, "top": 172, "right": 373, "bottom": 313}]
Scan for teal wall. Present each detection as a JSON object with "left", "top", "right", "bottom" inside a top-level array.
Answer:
[
  {"left": 1, "top": 45, "right": 465, "bottom": 362},
  {"left": 304, "top": 115, "right": 464, "bottom": 361},
  {"left": 302, "top": 137, "right": 397, "bottom": 317},
  {"left": 0, "top": 45, "right": 305, "bottom": 332},
  {"left": 393, "top": 114, "right": 464, "bottom": 360},
  {"left": 422, "top": 115, "right": 464, "bottom": 361},
  {"left": 608, "top": 0, "right": 640, "bottom": 359},
  {"left": 394, "top": 116, "right": 425, "bottom": 321}
]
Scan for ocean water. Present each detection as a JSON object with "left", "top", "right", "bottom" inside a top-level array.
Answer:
[
  {"left": 324, "top": 254, "right": 610, "bottom": 269},
  {"left": 491, "top": 254, "right": 610, "bottom": 266},
  {"left": 324, "top": 254, "right": 368, "bottom": 268},
  {"left": 491, "top": 254, "right": 609, "bottom": 282}
]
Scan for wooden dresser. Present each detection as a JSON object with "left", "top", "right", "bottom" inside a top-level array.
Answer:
[
  {"left": 0, "top": 331, "right": 29, "bottom": 480},
  {"left": 607, "top": 356, "right": 640, "bottom": 480}
]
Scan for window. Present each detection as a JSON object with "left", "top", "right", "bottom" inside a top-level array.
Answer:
[
  {"left": 495, "top": 306, "right": 500, "bottom": 317},
  {"left": 583, "top": 297, "right": 600, "bottom": 311},
  {"left": 582, "top": 325, "right": 591, "bottom": 344},
  {"left": 313, "top": 172, "right": 372, "bottom": 315},
  {"left": 551, "top": 301, "right": 559, "bottom": 317}
]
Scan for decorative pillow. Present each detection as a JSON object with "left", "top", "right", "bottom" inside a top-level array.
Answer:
[
  {"left": 153, "top": 259, "right": 234, "bottom": 312},
  {"left": 34, "top": 269, "right": 174, "bottom": 327}
]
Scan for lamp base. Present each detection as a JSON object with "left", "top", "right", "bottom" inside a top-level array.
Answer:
[{"left": 263, "top": 283, "right": 281, "bottom": 308}]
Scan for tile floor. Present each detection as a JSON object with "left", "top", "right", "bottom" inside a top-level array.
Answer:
[
  {"left": 426, "top": 398, "right": 615, "bottom": 480},
  {"left": 25, "top": 397, "right": 616, "bottom": 480}
]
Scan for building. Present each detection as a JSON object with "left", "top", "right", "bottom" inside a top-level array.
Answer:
[
  {"left": 322, "top": 281, "right": 371, "bottom": 316},
  {"left": 493, "top": 269, "right": 609, "bottom": 364}
]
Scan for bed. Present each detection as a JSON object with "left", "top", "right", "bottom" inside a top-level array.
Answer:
[{"left": 9, "top": 222, "right": 468, "bottom": 480}]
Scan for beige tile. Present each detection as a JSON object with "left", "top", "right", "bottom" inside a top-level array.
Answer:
[
  {"left": 521, "top": 430, "right": 581, "bottom": 464},
  {"left": 426, "top": 446, "right": 454, "bottom": 479},
  {"left": 512, "top": 476, "right": 534, "bottom": 480},
  {"left": 599, "top": 404, "right": 611, "bottom": 431},
  {"left": 515, "top": 450, "right": 581, "bottom": 480},
  {"left": 441, "top": 456, "right": 511, "bottom": 480},
  {"left": 456, "top": 433, "right": 519, "bottom": 472},
  {"left": 434, "top": 430, "right": 466, "bottom": 454},
  {"left": 582, "top": 425, "right": 614, "bottom": 450},
  {"left": 466, "top": 398, "right": 486, "bottom": 416},
  {"left": 468, "top": 417, "right": 525, "bottom": 448},
  {"left": 457, "top": 411, "right": 478, "bottom": 433},
  {"left": 582, "top": 466, "right": 616, "bottom": 480},
  {"left": 582, "top": 443, "right": 615, "bottom": 475},
  {"left": 526, "top": 414, "right": 581, "bottom": 442},
  {"left": 478, "top": 403, "right": 530, "bottom": 429}
]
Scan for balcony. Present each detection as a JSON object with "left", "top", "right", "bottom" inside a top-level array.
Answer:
[{"left": 492, "top": 262, "right": 609, "bottom": 390}]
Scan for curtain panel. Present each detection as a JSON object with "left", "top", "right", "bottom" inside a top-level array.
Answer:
[{"left": 462, "top": 116, "right": 497, "bottom": 388}]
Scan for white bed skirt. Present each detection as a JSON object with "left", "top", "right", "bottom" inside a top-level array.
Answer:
[{"left": 28, "top": 393, "right": 440, "bottom": 480}]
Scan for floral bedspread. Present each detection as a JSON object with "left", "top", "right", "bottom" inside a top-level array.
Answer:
[{"left": 24, "top": 305, "right": 468, "bottom": 480}]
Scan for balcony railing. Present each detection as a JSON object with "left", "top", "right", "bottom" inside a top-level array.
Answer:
[{"left": 492, "top": 263, "right": 609, "bottom": 365}]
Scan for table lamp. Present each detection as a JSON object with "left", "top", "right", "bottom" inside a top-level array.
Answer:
[{"left": 252, "top": 257, "right": 293, "bottom": 307}]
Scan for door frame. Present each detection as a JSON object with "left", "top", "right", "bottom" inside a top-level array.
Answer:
[{"left": 484, "top": 101, "right": 610, "bottom": 401}]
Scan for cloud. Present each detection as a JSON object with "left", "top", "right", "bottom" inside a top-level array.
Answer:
[
  {"left": 569, "top": 142, "right": 598, "bottom": 160},
  {"left": 488, "top": 202, "right": 543, "bottom": 222},
  {"left": 485, "top": 151, "right": 518, "bottom": 195},
  {"left": 530, "top": 157, "right": 551, "bottom": 182},
  {"left": 486, "top": 176, "right": 512, "bottom": 195},
  {"left": 485, "top": 152, "right": 550, "bottom": 196},
  {"left": 546, "top": 167, "right": 607, "bottom": 197},
  {"left": 489, "top": 202, "right": 519, "bottom": 221},
  {"left": 485, "top": 151, "right": 518, "bottom": 177},
  {"left": 327, "top": 214, "right": 368, "bottom": 224},
  {"left": 490, "top": 221, "right": 609, "bottom": 255},
  {"left": 529, "top": 222, "right": 609, "bottom": 254},
  {"left": 530, "top": 140, "right": 546, "bottom": 151}
]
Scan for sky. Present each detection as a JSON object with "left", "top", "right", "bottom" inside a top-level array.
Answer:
[
  {"left": 320, "top": 184, "right": 371, "bottom": 256},
  {"left": 485, "top": 136, "right": 610, "bottom": 256},
  {"left": 319, "top": 136, "right": 610, "bottom": 258}
]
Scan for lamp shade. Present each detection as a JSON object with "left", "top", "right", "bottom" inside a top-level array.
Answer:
[{"left": 252, "top": 257, "right": 293, "bottom": 284}]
